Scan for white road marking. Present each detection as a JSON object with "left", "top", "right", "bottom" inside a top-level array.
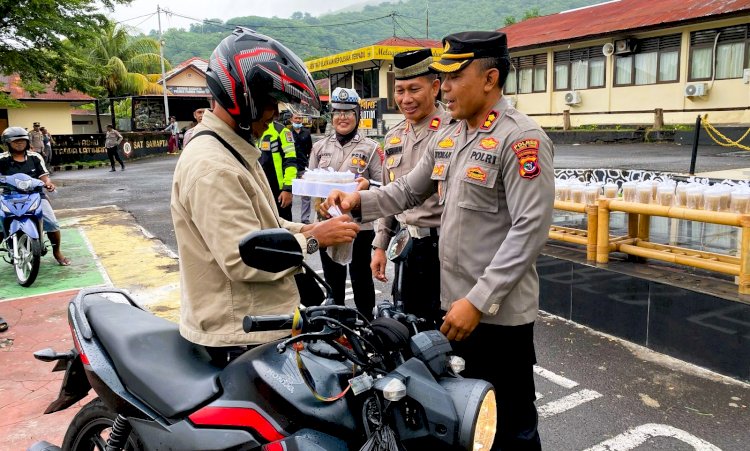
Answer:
[
  {"left": 534, "top": 365, "right": 579, "bottom": 389},
  {"left": 583, "top": 423, "right": 722, "bottom": 451},
  {"left": 537, "top": 389, "right": 602, "bottom": 419}
]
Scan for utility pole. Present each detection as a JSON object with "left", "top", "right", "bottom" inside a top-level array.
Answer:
[
  {"left": 157, "top": 5, "right": 170, "bottom": 126},
  {"left": 426, "top": 1, "right": 429, "bottom": 39}
]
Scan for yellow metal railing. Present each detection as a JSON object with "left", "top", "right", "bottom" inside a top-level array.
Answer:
[{"left": 550, "top": 198, "right": 750, "bottom": 294}]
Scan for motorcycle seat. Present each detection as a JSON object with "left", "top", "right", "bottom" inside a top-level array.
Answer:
[{"left": 85, "top": 297, "right": 221, "bottom": 418}]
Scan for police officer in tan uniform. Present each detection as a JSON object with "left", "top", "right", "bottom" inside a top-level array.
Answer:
[
  {"left": 371, "top": 48, "right": 451, "bottom": 325},
  {"left": 323, "top": 31, "right": 554, "bottom": 450},
  {"left": 308, "top": 87, "right": 383, "bottom": 317}
]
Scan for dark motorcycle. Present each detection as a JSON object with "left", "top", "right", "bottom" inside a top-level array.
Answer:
[{"left": 29, "top": 228, "right": 496, "bottom": 451}]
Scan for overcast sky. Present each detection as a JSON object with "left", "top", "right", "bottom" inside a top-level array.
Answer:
[{"left": 108, "top": 0, "right": 367, "bottom": 34}]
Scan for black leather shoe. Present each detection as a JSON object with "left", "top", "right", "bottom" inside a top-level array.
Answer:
[{"left": 109, "top": 169, "right": 116, "bottom": 172}]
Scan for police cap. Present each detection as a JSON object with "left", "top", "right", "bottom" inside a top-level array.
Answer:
[
  {"left": 430, "top": 31, "right": 509, "bottom": 73},
  {"left": 393, "top": 48, "right": 433, "bottom": 80}
]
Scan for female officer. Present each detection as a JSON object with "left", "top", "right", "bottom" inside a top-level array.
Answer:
[{"left": 308, "top": 87, "right": 383, "bottom": 318}]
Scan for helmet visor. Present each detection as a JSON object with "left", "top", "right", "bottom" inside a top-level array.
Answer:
[{"left": 280, "top": 99, "right": 320, "bottom": 118}]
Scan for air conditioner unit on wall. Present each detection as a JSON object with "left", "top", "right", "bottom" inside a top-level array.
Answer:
[
  {"left": 564, "top": 91, "right": 582, "bottom": 106},
  {"left": 614, "top": 38, "right": 638, "bottom": 55},
  {"left": 684, "top": 82, "right": 707, "bottom": 97}
]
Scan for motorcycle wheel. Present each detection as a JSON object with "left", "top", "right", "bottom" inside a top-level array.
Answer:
[
  {"left": 15, "top": 232, "right": 41, "bottom": 287},
  {"left": 62, "top": 398, "right": 143, "bottom": 451}
]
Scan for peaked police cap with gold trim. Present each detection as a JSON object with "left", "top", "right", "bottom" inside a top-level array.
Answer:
[
  {"left": 393, "top": 48, "right": 434, "bottom": 80},
  {"left": 430, "top": 31, "right": 509, "bottom": 73}
]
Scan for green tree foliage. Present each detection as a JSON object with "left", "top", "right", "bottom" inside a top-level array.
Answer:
[
  {"left": 152, "top": 0, "right": 601, "bottom": 65},
  {"left": 0, "top": 0, "right": 132, "bottom": 97},
  {"left": 72, "top": 21, "right": 168, "bottom": 129}
]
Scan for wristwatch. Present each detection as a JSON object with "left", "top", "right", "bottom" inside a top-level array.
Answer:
[{"left": 306, "top": 235, "right": 319, "bottom": 254}]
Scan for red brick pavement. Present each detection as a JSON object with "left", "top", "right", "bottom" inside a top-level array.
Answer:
[{"left": 0, "top": 290, "right": 96, "bottom": 450}]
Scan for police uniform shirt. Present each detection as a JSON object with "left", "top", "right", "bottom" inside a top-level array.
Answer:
[
  {"left": 372, "top": 105, "right": 452, "bottom": 249},
  {"left": 309, "top": 133, "right": 383, "bottom": 231},
  {"left": 359, "top": 97, "right": 555, "bottom": 326}
]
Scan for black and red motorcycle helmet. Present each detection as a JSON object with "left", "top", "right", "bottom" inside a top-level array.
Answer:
[{"left": 205, "top": 27, "right": 321, "bottom": 130}]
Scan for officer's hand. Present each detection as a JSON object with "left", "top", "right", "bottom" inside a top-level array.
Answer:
[
  {"left": 440, "top": 299, "right": 482, "bottom": 342},
  {"left": 45, "top": 182, "right": 56, "bottom": 192},
  {"left": 370, "top": 248, "right": 388, "bottom": 282},
  {"left": 278, "top": 191, "right": 293, "bottom": 208},
  {"left": 355, "top": 177, "right": 370, "bottom": 191},
  {"left": 311, "top": 215, "right": 359, "bottom": 248},
  {"left": 319, "top": 190, "right": 361, "bottom": 218}
]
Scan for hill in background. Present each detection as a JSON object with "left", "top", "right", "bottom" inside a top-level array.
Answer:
[{"left": 155, "top": 0, "right": 603, "bottom": 64}]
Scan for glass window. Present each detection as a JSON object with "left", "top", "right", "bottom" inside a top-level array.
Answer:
[
  {"left": 716, "top": 42, "right": 745, "bottom": 79},
  {"left": 505, "top": 69, "right": 517, "bottom": 95},
  {"left": 553, "top": 46, "right": 605, "bottom": 90},
  {"left": 690, "top": 25, "right": 750, "bottom": 81},
  {"left": 518, "top": 68, "right": 533, "bottom": 93},
  {"left": 353, "top": 67, "right": 378, "bottom": 98},
  {"left": 555, "top": 63, "right": 569, "bottom": 90},
  {"left": 616, "top": 34, "right": 681, "bottom": 85},
  {"left": 659, "top": 51, "right": 679, "bottom": 81},
  {"left": 588, "top": 59, "right": 605, "bottom": 87},
  {"left": 634, "top": 52, "right": 658, "bottom": 85},
  {"left": 533, "top": 67, "right": 546, "bottom": 92},
  {"left": 690, "top": 47, "right": 713, "bottom": 79}
]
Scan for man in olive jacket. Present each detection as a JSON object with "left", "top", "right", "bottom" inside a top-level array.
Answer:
[{"left": 170, "top": 28, "right": 359, "bottom": 365}]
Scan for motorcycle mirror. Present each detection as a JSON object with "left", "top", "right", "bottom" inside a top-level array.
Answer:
[
  {"left": 386, "top": 228, "right": 412, "bottom": 263},
  {"left": 239, "top": 228, "right": 304, "bottom": 273}
]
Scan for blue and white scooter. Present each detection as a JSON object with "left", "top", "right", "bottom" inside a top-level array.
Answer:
[{"left": 0, "top": 173, "right": 48, "bottom": 286}]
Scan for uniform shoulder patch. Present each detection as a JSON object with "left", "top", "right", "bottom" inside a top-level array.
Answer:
[
  {"left": 429, "top": 117, "right": 441, "bottom": 130},
  {"left": 480, "top": 110, "right": 500, "bottom": 130},
  {"left": 511, "top": 138, "right": 541, "bottom": 180}
]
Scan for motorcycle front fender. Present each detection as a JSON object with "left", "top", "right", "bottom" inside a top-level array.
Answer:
[
  {"left": 44, "top": 354, "right": 91, "bottom": 414},
  {"left": 8, "top": 217, "right": 40, "bottom": 239}
]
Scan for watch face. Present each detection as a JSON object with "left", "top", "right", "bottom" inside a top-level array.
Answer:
[{"left": 307, "top": 237, "right": 319, "bottom": 254}]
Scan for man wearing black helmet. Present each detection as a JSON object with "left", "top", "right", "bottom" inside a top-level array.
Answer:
[
  {"left": 170, "top": 27, "right": 360, "bottom": 365},
  {"left": 0, "top": 126, "right": 70, "bottom": 266}
]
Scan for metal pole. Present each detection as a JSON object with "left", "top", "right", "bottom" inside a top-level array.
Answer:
[
  {"left": 689, "top": 114, "right": 701, "bottom": 175},
  {"left": 157, "top": 5, "right": 170, "bottom": 125}
]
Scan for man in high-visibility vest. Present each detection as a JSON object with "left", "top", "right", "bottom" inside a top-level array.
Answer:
[{"left": 258, "top": 120, "right": 297, "bottom": 220}]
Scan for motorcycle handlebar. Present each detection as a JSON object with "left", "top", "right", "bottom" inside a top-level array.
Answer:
[{"left": 242, "top": 314, "right": 295, "bottom": 333}]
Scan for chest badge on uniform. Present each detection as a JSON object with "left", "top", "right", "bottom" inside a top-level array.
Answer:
[
  {"left": 389, "top": 170, "right": 395, "bottom": 182},
  {"left": 511, "top": 138, "right": 542, "bottom": 180},
  {"left": 438, "top": 137, "right": 454, "bottom": 148},
  {"left": 480, "top": 110, "right": 499, "bottom": 130},
  {"left": 389, "top": 136, "right": 402, "bottom": 145},
  {"left": 260, "top": 141, "right": 270, "bottom": 151},
  {"left": 429, "top": 117, "right": 441, "bottom": 130},
  {"left": 283, "top": 130, "right": 294, "bottom": 143},
  {"left": 479, "top": 137, "right": 499, "bottom": 150},
  {"left": 466, "top": 166, "right": 488, "bottom": 183},
  {"left": 432, "top": 163, "right": 446, "bottom": 177}
]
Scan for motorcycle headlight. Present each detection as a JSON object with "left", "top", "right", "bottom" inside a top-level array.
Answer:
[
  {"left": 28, "top": 198, "right": 40, "bottom": 211},
  {"left": 17, "top": 180, "right": 32, "bottom": 191},
  {"left": 440, "top": 379, "right": 497, "bottom": 451},
  {"left": 1, "top": 202, "right": 9, "bottom": 213}
]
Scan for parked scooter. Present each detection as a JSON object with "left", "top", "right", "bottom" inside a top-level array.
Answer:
[
  {"left": 29, "top": 228, "right": 496, "bottom": 451},
  {"left": 0, "top": 173, "right": 49, "bottom": 286}
]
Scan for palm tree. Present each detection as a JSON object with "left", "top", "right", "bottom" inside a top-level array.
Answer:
[{"left": 82, "top": 21, "right": 168, "bottom": 131}]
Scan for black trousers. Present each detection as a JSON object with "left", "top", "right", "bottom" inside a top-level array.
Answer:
[
  {"left": 320, "top": 229, "right": 375, "bottom": 319},
  {"left": 449, "top": 321, "right": 541, "bottom": 451},
  {"left": 107, "top": 146, "right": 124, "bottom": 169},
  {"left": 397, "top": 235, "right": 441, "bottom": 326}
]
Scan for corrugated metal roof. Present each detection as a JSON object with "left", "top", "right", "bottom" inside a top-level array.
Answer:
[
  {"left": 499, "top": 0, "right": 750, "bottom": 50},
  {"left": 0, "top": 74, "right": 94, "bottom": 101}
]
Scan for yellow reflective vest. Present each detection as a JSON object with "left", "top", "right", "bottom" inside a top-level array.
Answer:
[{"left": 258, "top": 122, "right": 297, "bottom": 191}]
